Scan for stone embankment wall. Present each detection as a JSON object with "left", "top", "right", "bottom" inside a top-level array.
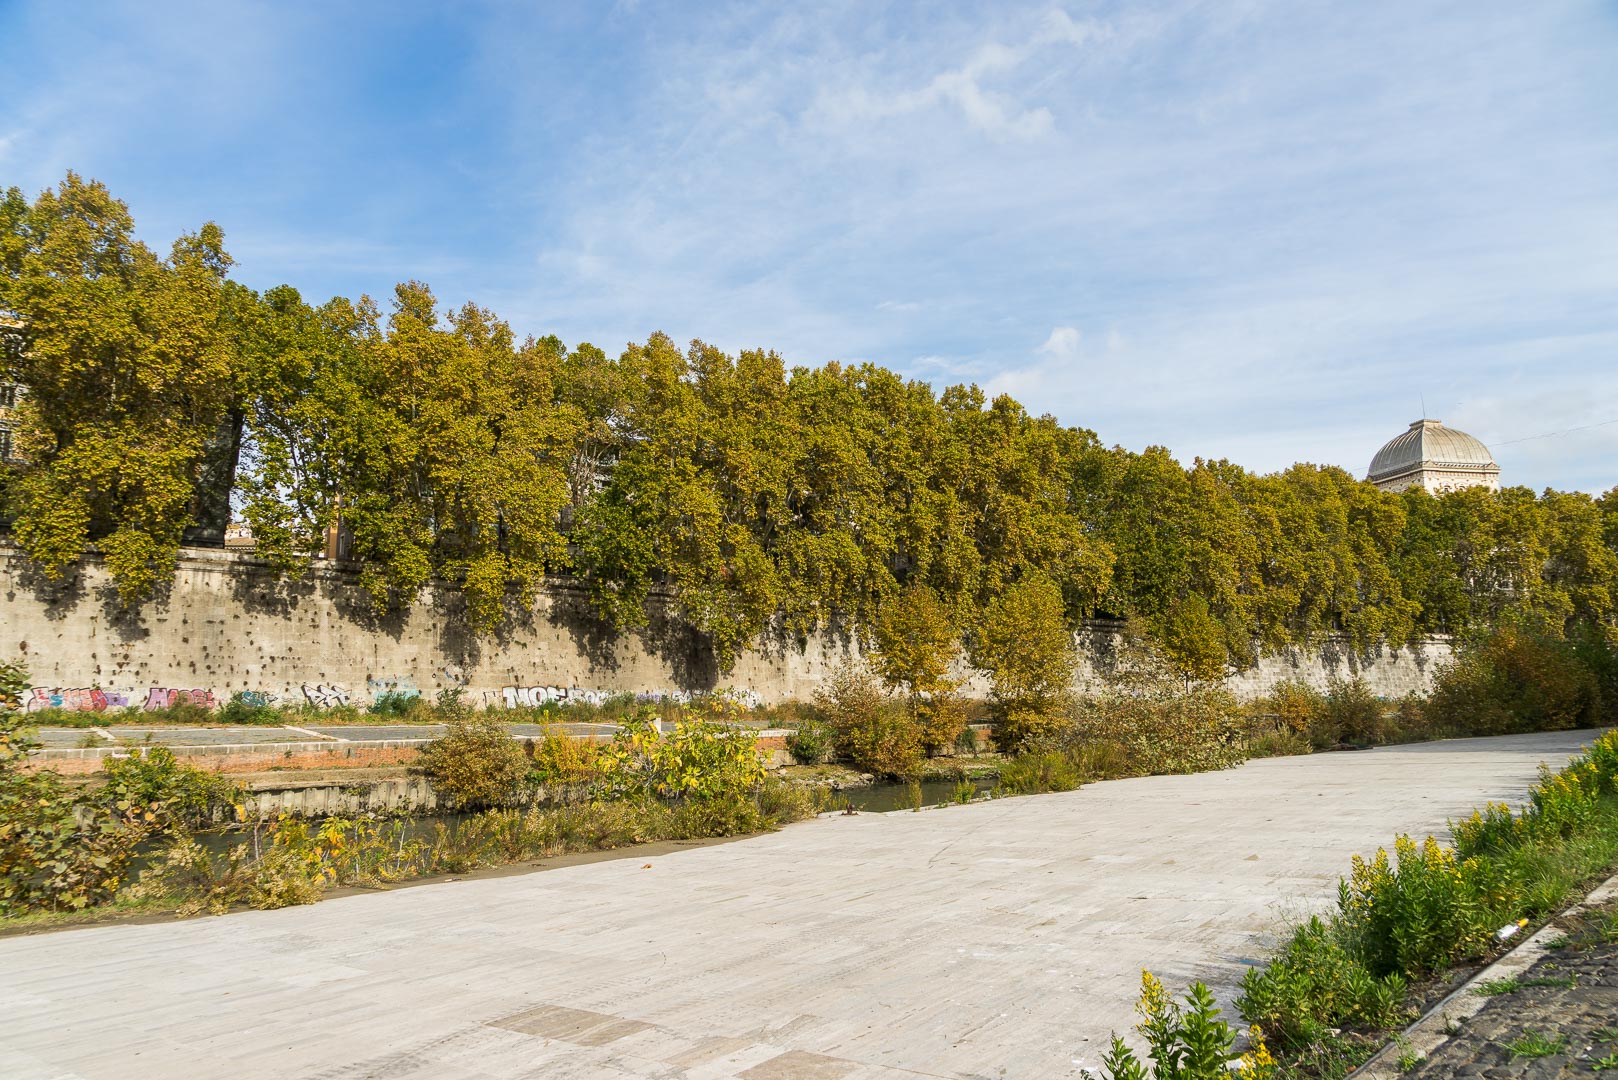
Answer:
[{"left": 1, "top": 545, "right": 1451, "bottom": 712}]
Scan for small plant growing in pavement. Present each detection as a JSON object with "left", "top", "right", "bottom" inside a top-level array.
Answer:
[
  {"left": 1502, "top": 1030, "right": 1566, "bottom": 1059},
  {"left": 1394, "top": 1034, "right": 1423, "bottom": 1073},
  {"left": 1102, "top": 972, "right": 1275, "bottom": 1080},
  {"left": 1473, "top": 977, "right": 1520, "bottom": 996}
]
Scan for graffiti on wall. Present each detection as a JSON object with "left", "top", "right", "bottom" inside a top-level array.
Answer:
[
  {"left": 26, "top": 686, "right": 215, "bottom": 713},
  {"left": 143, "top": 688, "right": 216, "bottom": 710},
  {"left": 22, "top": 679, "right": 764, "bottom": 715},
  {"left": 301, "top": 683, "right": 351, "bottom": 708},
  {"left": 485, "top": 685, "right": 764, "bottom": 710}
]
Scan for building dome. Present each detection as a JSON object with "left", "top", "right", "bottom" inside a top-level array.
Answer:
[{"left": 1367, "top": 419, "right": 1500, "bottom": 494}]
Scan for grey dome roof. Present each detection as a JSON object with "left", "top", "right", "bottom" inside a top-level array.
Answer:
[{"left": 1368, "top": 419, "right": 1498, "bottom": 482}]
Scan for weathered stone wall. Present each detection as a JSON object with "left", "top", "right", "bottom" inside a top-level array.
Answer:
[{"left": 1, "top": 545, "right": 1450, "bottom": 711}]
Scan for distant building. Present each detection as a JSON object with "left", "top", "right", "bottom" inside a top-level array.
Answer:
[
  {"left": 223, "top": 523, "right": 256, "bottom": 550},
  {"left": 1367, "top": 419, "right": 1500, "bottom": 494}
]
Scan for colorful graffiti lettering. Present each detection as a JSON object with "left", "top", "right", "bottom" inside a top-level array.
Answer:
[
  {"left": 143, "top": 688, "right": 216, "bottom": 711},
  {"left": 237, "top": 690, "right": 278, "bottom": 707},
  {"left": 27, "top": 687, "right": 140, "bottom": 712},
  {"left": 301, "top": 682, "right": 351, "bottom": 708},
  {"left": 487, "top": 686, "right": 764, "bottom": 710}
]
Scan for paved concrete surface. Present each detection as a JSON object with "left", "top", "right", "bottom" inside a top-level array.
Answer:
[
  {"left": 0, "top": 730, "right": 1599, "bottom": 1080},
  {"left": 31, "top": 725, "right": 317, "bottom": 748},
  {"left": 30, "top": 721, "right": 621, "bottom": 748}
]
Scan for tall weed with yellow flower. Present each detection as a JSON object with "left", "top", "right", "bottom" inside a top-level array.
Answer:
[
  {"left": 1101, "top": 972, "right": 1275, "bottom": 1080},
  {"left": 1235, "top": 727, "right": 1618, "bottom": 1063}
]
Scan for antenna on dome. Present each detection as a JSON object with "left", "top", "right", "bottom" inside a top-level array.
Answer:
[{"left": 1420, "top": 393, "right": 1426, "bottom": 420}]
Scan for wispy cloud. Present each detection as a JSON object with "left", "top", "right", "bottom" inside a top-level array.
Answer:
[{"left": 809, "top": 9, "right": 1108, "bottom": 139}]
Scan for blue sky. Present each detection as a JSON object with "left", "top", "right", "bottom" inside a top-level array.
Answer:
[{"left": 3, "top": 1, "right": 1616, "bottom": 492}]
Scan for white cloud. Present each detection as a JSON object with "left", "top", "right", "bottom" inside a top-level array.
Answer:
[
  {"left": 807, "top": 9, "right": 1109, "bottom": 140},
  {"left": 1036, "top": 326, "right": 1081, "bottom": 362}
]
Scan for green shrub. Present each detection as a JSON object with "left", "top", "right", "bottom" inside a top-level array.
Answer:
[
  {"left": 815, "top": 663, "right": 921, "bottom": 779},
  {"left": 1257, "top": 679, "right": 1326, "bottom": 739},
  {"left": 915, "top": 694, "right": 967, "bottom": 757},
  {"left": 0, "top": 712, "right": 160, "bottom": 914},
  {"left": 839, "top": 708, "right": 922, "bottom": 780},
  {"left": 217, "top": 691, "right": 283, "bottom": 726},
  {"left": 992, "top": 704, "right": 1071, "bottom": 753},
  {"left": 1338, "top": 834, "right": 1499, "bottom": 978},
  {"left": 1386, "top": 692, "right": 1432, "bottom": 742},
  {"left": 1243, "top": 727, "right": 1312, "bottom": 759},
  {"left": 1425, "top": 623, "right": 1606, "bottom": 736},
  {"left": 1068, "top": 737, "right": 1131, "bottom": 779},
  {"left": 786, "top": 715, "right": 835, "bottom": 765},
  {"left": 98, "top": 746, "right": 242, "bottom": 830},
  {"left": 1322, "top": 675, "right": 1386, "bottom": 746},
  {"left": 594, "top": 702, "right": 767, "bottom": 802},
  {"left": 998, "top": 750, "right": 1082, "bottom": 795},
  {"left": 139, "top": 699, "right": 216, "bottom": 725},
  {"left": 1071, "top": 687, "right": 1249, "bottom": 776},
  {"left": 1236, "top": 917, "right": 1408, "bottom": 1049},
  {"left": 368, "top": 690, "right": 423, "bottom": 718},
  {"left": 527, "top": 729, "right": 601, "bottom": 788},
  {"left": 418, "top": 715, "right": 532, "bottom": 809}
]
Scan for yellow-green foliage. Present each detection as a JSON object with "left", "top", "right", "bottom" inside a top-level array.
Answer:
[
  {"left": 814, "top": 663, "right": 922, "bottom": 779},
  {"left": 997, "top": 750, "right": 1082, "bottom": 795},
  {"left": 527, "top": 729, "right": 602, "bottom": 787},
  {"left": 131, "top": 787, "right": 824, "bottom": 916},
  {"left": 1261, "top": 679, "right": 1326, "bottom": 737},
  {"left": 972, "top": 575, "right": 1078, "bottom": 748},
  {"left": 1, "top": 713, "right": 245, "bottom": 915},
  {"left": 1072, "top": 687, "right": 1250, "bottom": 776},
  {"left": 838, "top": 708, "right": 922, "bottom": 781},
  {"left": 1425, "top": 622, "right": 1612, "bottom": 736},
  {"left": 914, "top": 695, "right": 968, "bottom": 758},
  {"left": 1338, "top": 835, "right": 1499, "bottom": 978},
  {"left": 594, "top": 703, "right": 767, "bottom": 802},
  {"left": 418, "top": 714, "right": 532, "bottom": 809},
  {"left": 1235, "top": 917, "right": 1407, "bottom": 1050}
]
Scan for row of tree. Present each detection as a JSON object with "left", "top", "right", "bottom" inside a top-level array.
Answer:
[{"left": 2, "top": 175, "right": 1615, "bottom": 677}]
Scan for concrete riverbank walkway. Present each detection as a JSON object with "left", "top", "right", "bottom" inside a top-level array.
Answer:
[{"left": 0, "top": 730, "right": 1600, "bottom": 1080}]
